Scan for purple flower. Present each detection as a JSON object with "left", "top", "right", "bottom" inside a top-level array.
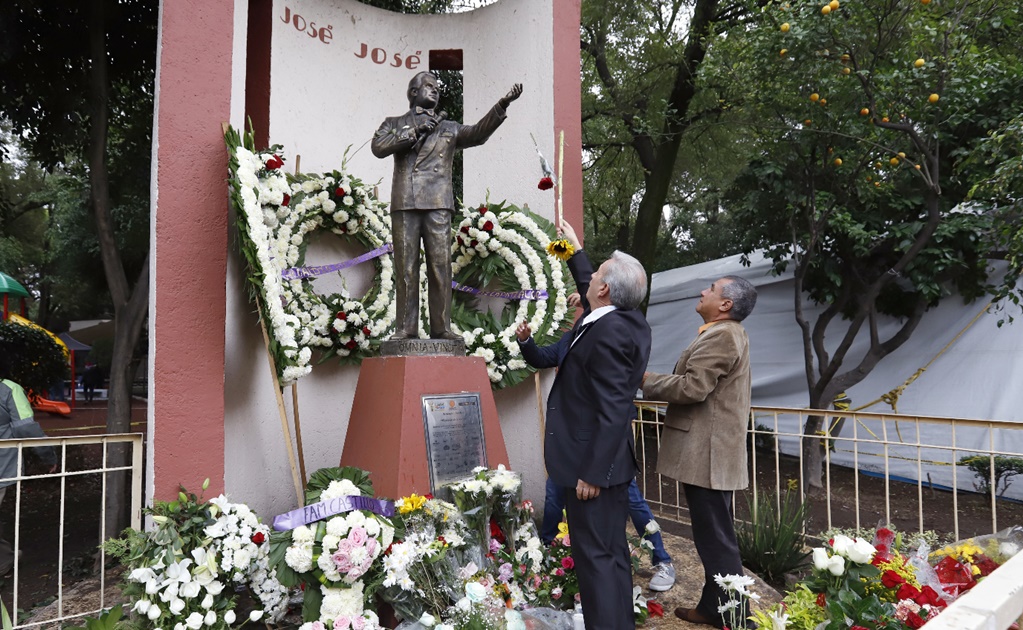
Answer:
[{"left": 498, "top": 562, "right": 513, "bottom": 583}]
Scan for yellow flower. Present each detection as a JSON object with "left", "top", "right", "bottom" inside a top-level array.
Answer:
[
  {"left": 546, "top": 239, "right": 575, "bottom": 261},
  {"left": 556, "top": 521, "right": 569, "bottom": 539},
  {"left": 398, "top": 493, "right": 428, "bottom": 514}
]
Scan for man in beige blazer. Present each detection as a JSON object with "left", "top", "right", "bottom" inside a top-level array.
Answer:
[{"left": 641, "top": 275, "right": 757, "bottom": 629}]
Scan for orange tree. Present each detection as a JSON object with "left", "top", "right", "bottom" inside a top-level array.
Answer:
[{"left": 699, "top": 0, "right": 1023, "bottom": 490}]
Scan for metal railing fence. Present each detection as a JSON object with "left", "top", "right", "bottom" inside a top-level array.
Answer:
[
  {"left": 1, "top": 433, "right": 143, "bottom": 629},
  {"left": 633, "top": 402, "right": 1023, "bottom": 542}
]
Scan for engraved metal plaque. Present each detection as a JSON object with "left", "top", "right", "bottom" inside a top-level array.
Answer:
[{"left": 421, "top": 393, "right": 487, "bottom": 490}]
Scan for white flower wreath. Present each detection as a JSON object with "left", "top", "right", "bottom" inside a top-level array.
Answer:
[
  {"left": 450, "top": 200, "right": 573, "bottom": 389},
  {"left": 226, "top": 127, "right": 574, "bottom": 388},
  {"left": 226, "top": 128, "right": 395, "bottom": 385}
]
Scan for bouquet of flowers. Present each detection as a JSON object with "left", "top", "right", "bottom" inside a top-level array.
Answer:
[
  {"left": 542, "top": 528, "right": 579, "bottom": 610},
  {"left": 446, "top": 468, "right": 499, "bottom": 558},
  {"left": 106, "top": 479, "right": 287, "bottom": 629},
  {"left": 379, "top": 493, "right": 472, "bottom": 622},
  {"left": 268, "top": 467, "right": 395, "bottom": 628}
]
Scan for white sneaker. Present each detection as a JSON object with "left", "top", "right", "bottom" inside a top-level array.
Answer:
[{"left": 649, "top": 562, "right": 675, "bottom": 591}]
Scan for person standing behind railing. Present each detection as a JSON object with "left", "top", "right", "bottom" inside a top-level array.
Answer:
[
  {"left": 641, "top": 276, "right": 758, "bottom": 629},
  {"left": 0, "top": 354, "right": 58, "bottom": 577}
]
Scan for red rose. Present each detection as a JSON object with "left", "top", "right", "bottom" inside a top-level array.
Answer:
[
  {"left": 918, "top": 585, "right": 946, "bottom": 608},
  {"left": 647, "top": 601, "right": 664, "bottom": 618},
  {"left": 490, "top": 518, "right": 506, "bottom": 543},
  {"left": 538, "top": 176, "right": 554, "bottom": 190},
  {"left": 362, "top": 327, "right": 371, "bottom": 335},
  {"left": 478, "top": 205, "right": 488, "bottom": 213},
  {"left": 906, "top": 611, "right": 925, "bottom": 629},
  {"left": 816, "top": 593, "right": 826, "bottom": 607},
  {"left": 882, "top": 570, "right": 907, "bottom": 588},
  {"left": 897, "top": 583, "right": 921, "bottom": 601},
  {"left": 335, "top": 187, "right": 346, "bottom": 197},
  {"left": 425, "top": 493, "right": 433, "bottom": 499},
  {"left": 251, "top": 531, "right": 266, "bottom": 545},
  {"left": 851, "top": 626, "right": 870, "bottom": 630},
  {"left": 561, "top": 557, "right": 574, "bottom": 570},
  {"left": 554, "top": 568, "right": 564, "bottom": 576},
  {"left": 482, "top": 221, "right": 494, "bottom": 231},
  {"left": 282, "top": 194, "right": 290, "bottom": 207},
  {"left": 265, "top": 155, "right": 283, "bottom": 170},
  {"left": 337, "top": 312, "right": 347, "bottom": 320},
  {"left": 470, "top": 240, "right": 478, "bottom": 247},
  {"left": 437, "top": 536, "right": 446, "bottom": 544},
  {"left": 460, "top": 225, "right": 470, "bottom": 233},
  {"left": 346, "top": 339, "right": 357, "bottom": 349}
]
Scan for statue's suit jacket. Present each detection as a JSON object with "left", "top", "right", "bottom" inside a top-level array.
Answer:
[
  {"left": 541, "top": 302, "right": 651, "bottom": 489},
  {"left": 371, "top": 104, "right": 507, "bottom": 211},
  {"left": 642, "top": 319, "right": 751, "bottom": 490}
]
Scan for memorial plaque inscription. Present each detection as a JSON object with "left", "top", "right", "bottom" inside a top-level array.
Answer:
[{"left": 421, "top": 393, "right": 487, "bottom": 490}]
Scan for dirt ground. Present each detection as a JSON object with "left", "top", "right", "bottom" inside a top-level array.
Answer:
[{"left": 4, "top": 401, "right": 1022, "bottom": 628}]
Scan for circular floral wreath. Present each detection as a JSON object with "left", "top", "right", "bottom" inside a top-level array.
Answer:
[{"left": 226, "top": 127, "right": 573, "bottom": 388}]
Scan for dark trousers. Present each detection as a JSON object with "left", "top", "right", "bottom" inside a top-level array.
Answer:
[
  {"left": 564, "top": 482, "right": 634, "bottom": 630},
  {"left": 684, "top": 483, "right": 749, "bottom": 629},
  {"left": 391, "top": 209, "right": 453, "bottom": 337}
]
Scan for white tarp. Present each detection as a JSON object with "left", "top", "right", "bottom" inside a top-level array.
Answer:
[{"left": 646, "top": 252, "right": 1023, "bottom": 501}]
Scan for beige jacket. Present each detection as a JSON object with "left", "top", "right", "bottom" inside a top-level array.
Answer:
[{"left": 642, "top": 319, "right": 751, "bottom": 490}]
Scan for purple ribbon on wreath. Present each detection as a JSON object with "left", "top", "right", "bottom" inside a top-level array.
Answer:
[
  {"left": 452, "top": 282, "right": 548, "bottom": 301},
  {"left": 272, "top": 495, "right": 396, "bottom": 531},
  {"left": 281, "top": 244, "right": 394, "bottom": 281}
]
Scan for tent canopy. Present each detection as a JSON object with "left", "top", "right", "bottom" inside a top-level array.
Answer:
[
  {"left": 0, "top": 271, "right": 30, "bottom": 298},
  {"left": 58, "top": 332, "right": 92, "bottom": 352}
]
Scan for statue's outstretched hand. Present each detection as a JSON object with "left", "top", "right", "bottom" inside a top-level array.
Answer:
[{"left": 499, "top": 83, "right": 523, "bottom": 109}]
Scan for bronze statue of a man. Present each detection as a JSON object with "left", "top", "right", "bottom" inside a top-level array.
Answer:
[{"left": 372, "top": 72, "right": 522, "bottom": 341}]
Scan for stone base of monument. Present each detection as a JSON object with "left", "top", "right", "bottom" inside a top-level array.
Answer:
[{"left": 340, "top": 355, "right": 508, "bottom": 500}]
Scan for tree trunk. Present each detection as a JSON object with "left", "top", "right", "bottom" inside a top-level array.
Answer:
[{"left": 88, "top": 0, "right": 150, "bottom": 539}]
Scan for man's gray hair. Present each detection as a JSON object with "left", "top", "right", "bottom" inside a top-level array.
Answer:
[
  {"left": 721, "top": 275, "right": 758, "bottom": 321},
  {"left": 407, "top": 71, "right": 436, "bottom": 106},
  {"left": 603, "top": 251, "right": 648, "bottom": 310}
]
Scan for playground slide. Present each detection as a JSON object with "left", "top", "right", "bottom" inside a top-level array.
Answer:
[{"left": 6, "top": 313, "right": 72, "bottom": 416}]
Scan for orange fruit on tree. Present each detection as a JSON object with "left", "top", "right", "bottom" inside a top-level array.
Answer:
[
  {"left": 890, "top": 157, "right": 900, "bottom": 166},
  {"left": 881, "top": 116, "right": 890, "bottom": 123},
  {"left": 921, "top": 0, "right": 931, "bottom": 4},
  {"left": 914, "top": 58, "right": 926, "bottom": 68},
  {"left": 915, "top": 164, "right": 922, "bottom": 170},
  {"left": 821, "top": 5, "right": 831, "bottom": 14},
  {"left": 874, "top": 181, "right": 881, "bottom": 187},
  {"left": 929, "top": 93, "right": 940, "bottom": 103},
  {"left": 840, "top": 54, "right": 850, "bottom": 63},
  {"left": 810, "top": 93, "right": 820, "bottom": 102},
  {"left": 804, "top": 119, "right": 813, "bottom": 125},
  {"left": 875, "top": 161, "right": 883, "bottom": 168},
  {"left": 834, "top": 158, "right": 843, "bottom": 166},
  {"left": 829, "top": 0, "right": 840, "bottom": 9},
  {"left": 860, "top": 107, "right": 870, "bottom": 116},
  {"left": 780, "top": 48, "right": 788, "bottom": 56},
  {"left": 898, "top": 152, "right": 906, "bottom": 158},
  {"left": 781, "top": 22, "right": 791, "bottom": 32},
  {"left": 820, "top": 98, "right": 827, "bottom": 105},
  {"left": 842, "top": 67, "right": 851, "bottom": 75}
]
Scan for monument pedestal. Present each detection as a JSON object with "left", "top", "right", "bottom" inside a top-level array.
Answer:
[{"left": 341, "top": 355, "right": 509, "bottom": 499}]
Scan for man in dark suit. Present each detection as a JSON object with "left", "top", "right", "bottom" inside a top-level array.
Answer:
[
  {"left": 517, "top": 222, "right": 675, "bottom": 592},
  {"left": 642, "top": 276, "right": 758, "bottom": 629},
  {"left": 520, "top": 243, "right": 651, "bottom": 629},
  {"left": 371, "top": 72, "right": 522, "bottom": 340}
]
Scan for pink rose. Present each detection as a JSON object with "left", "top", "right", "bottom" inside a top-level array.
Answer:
[
  {"left": 352, "top": 617, "right": 365, "bottom": 630},
  {"left": 348, "top": 526, "right": 368, "bottom": 546},
  {"left": 333, "top": 616, "right": 351, "bottom": 629},
  {"left": 561, "top": 557, "right": 574, "bottom": 570}
]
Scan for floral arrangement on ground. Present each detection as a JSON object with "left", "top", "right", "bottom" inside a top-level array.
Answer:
[
  {"left": 743, "top": 524, "right": 1023, "bottom": 630},
  {"left": 109, "top": 465, "right": 664, "bottom": 630},
  {"left": 105, "top": 479, "right": 289, "bottom": 630},
  {"left": 225, "top": 126, "right": 574, "bottom": 389}
]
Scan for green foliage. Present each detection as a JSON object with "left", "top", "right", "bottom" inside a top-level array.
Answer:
[
  {"left": 1, "top": 600, "right": 11, "bottom": 630},
  {"left": 0, "top": 320, "right": 68, "bottom": 392},
  {"left": 66, "top": 605, "right": 124, "bottom": 630},
  {"left": 958, "top": 455, "right": 1023, "bottom": 497},
  {"left": 737, "top": 487, "right": 810, "bottom": 585},
  {"left": 750, "top": 584, "right": 826, "bottom": 630}
]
